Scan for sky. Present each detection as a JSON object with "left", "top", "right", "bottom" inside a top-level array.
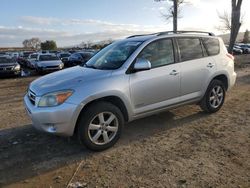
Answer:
[{"left": 0, "top": 0, "right": 250, "bottom": 47}]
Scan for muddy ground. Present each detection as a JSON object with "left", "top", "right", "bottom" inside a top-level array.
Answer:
[{"left": 0, "top": 60, "right": 249, "bottom": 188}]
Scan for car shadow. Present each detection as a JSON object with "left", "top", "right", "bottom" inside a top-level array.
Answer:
[{"left": 0, "top": 105, "right": 207, "bottom": 186}]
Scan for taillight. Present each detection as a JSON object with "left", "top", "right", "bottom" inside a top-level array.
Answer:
[{"left": 226, "top": 53, "right": 234, "bottom": 61}]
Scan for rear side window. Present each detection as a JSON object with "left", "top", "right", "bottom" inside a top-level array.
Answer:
[
  {"left": 138, "top": 39, "right": 174, "bottom": 68},
  {"left": 177, "top": 38, "right": 203, "bottom": 62},
  {"left": 202, "top": 38, "right": 220, "bottom": 56}
]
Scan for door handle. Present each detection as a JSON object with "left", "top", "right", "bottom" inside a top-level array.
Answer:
[
  {"left": 207, "top": 63, "right": 214, "bottom": 68},
  {"left": 170, "top": 70, "right": 179, "bottom": 76}
]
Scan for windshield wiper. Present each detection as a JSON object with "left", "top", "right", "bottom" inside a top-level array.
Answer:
[{"left": 84, "top": 64, "right": 97, "bottom": 69}]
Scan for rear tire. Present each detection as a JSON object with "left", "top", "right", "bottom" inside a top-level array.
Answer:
[
  {"left": 77, "top": 102, "right": 124, "bottom": 151},
  {"left": 200, "top": 79, "right": 226, "bottom": 113}
]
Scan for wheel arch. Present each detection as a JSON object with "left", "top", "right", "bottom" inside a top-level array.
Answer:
[
  {"left": 211, "top": 74, "right": 229, "bottom": 90},
  {"left": 73, "top": 95, "right": 130, "bottom": 136}
]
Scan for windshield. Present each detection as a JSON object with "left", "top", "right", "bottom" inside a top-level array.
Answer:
[
  {"left": 0, "top": 57, "right": 15, "bottom": 63},
  {"left": 85, "top": 40, "right": 142, "bottom": 70},
  {"left": 39, "top": 55, "right": 59, "bottom": 61},
  {"left": 30, "top": 54, "right": 38, "bottom": 59}
]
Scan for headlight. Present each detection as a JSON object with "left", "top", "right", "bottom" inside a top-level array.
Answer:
[
  {"left": 59, "top": 63, "right": 64, "bottom": 69},
  {"left": 38, "top": 90, "right": 73, "bottom": 107},
  {"left": 14, "top": 64, "right": 21, "bottom": 70}
]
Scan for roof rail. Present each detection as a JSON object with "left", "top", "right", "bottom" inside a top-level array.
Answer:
[
  {"left": 157, "top": 31, "right": 215, "bottom": 36},
  {"left": 127, "top": 33, "right": 157, "bottom": 39},
  {"left": 127, "top": 35, "right": 146, "bottom": 39}
]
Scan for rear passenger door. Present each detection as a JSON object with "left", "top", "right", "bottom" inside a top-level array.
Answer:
[{"left": 177, "top": 37, "right": 217, "bottom": 101}]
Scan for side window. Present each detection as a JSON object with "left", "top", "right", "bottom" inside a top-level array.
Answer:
[
  {"left": 202, "top": 38, "right": 220, "bottom": 56},
  {"left": 138, "top": 39, "right": 174, "bottom": 68},
  {"left": 177, "top": 38, "right": 203, "bottom": 62}
]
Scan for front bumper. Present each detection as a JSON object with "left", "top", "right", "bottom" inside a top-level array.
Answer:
[
  {"left": 0, "top": 70, "right": 21, "bottom": 76},
  {"left": 36, "top": 67, "right": 63, "bottom": 72},
  {"left": 24, "top": 94, "right": 80, "bottom": 136}
]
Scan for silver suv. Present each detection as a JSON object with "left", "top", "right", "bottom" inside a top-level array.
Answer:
[{"left": 24, "top": 31, "right": 237, "bottom": 151}]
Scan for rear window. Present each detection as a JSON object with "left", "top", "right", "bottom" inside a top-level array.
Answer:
[
  {"left": 202, "top": 38, "right": 220, "bottom": 56},
  {"left": 177, "top": 38, "right": 203, "bottom": 62}
]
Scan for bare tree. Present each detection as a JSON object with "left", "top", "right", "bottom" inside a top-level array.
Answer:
[
  {"left": 22, "top": 39, "right": 30, "bottom": 49},
  {"left": 216, "top": 11, "right": 231, "bottom": 33},
  {"left": 22, "top": 38, "right": 41, "bottom": 50},
  {"left": 155, "top": 0, "right": 185, "bottom": 32},
  {"left": 80, "top": 40, "right": 93, "bottom": 49},
  {"left": 228, "top": 0, "right": 243, "bottom": 53}
]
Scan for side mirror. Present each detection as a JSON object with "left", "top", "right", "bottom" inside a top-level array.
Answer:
[{"left": 134, "top": 58, "right": 151, "bottom": 71}]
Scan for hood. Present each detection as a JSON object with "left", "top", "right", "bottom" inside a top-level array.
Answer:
[
  {"left": 37, "top": 60, "right": 62, "bottom": 67},
  {"left": 0, "top": 62, "right": 18, "bottom": 67},
  {"left": 30, "top": 66, "right": 112, "bottom": 96}
]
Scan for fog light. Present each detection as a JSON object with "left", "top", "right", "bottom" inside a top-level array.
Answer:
[{"left": 45, "top": 123, "right": 57, "bottom": 133}]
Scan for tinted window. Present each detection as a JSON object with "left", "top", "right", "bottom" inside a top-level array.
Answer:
[
  {"left": 138, "top": 39, "right": 174, "bottom": 68},
  {"left": 202, "top": 38, "right": 220, "bottom": 56},
  {"left": 177, "top": 38, "right": 203, "bottom": 61}
]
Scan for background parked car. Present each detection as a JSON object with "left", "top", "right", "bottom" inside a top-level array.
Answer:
[
  {"left": 27, "top": 53, "right": 39, "bottom": 69},
  {"left": 17, "top": 56, "right": 28, "bottom": 67},
  {"left": 16, "top": 52, "right": 33, "bottom": 67},
  {"left": 235, "top": 43, "right": 250, "bottom": 54},
  {"left": 66, "top": 51, "right": 94, "bottom": 67},
  {"left": 35, "top": 54, "right": 64, "bottom": 74},
  {"left": 57, "top": 52, "right": 71, "bottom": 65},
  {"left": 225, "top": 45, "right": 243, "bottom": 55},
  {"left": 0, "top": 55, "right": 21, "bottom": 77},
  {"left": 0, "top": 52, "right": 7, "bottom": 56},
  {"left": 9, "top": 52, "right": 19, "bottom": 59}
]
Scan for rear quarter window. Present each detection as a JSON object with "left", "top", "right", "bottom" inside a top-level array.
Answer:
[{"left": 202, "top": 38, "right": 220, "bottom": 56}]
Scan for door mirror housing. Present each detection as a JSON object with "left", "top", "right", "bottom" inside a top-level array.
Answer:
[{"left": 134, "top": 58, "right": 151, "bottom": 71}]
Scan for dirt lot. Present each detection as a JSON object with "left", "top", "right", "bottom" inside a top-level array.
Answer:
[{"left": 0, "top": 58, "right": 250, "bottom": 188}]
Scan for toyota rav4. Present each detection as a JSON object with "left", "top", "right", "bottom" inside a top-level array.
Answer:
[{"left": 24, "top": 31, "right": 237, "bottom": 151}]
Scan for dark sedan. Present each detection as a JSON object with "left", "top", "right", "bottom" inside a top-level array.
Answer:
[
  {"left": 57, "top": 52, "right": 71, "bottom": 64},
  {"left": 0, "top": 56, "right": 21, "bottom": 77},
  {"left": 66, "top": 52, "right": 94, "bottom": 67}
]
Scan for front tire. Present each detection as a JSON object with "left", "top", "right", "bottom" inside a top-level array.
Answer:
[
  {"left": 200, "top": 79, "right": 226, "bottom": 113},
  {"left": 77, "top": 102, "right": 124, "bottom": 151}
]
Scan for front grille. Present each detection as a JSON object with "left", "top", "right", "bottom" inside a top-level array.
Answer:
[
  {"left": 28, "top": 90, "right": 36, "bottom": 105},
  {"left": 46, "top": 65, "right": 59, "bottom": 68},
  {"left": 0, "top": 67, "right": 13, "bottom": 71}
]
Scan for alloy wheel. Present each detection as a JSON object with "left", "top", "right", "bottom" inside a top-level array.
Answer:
[
  {"left": 209, "top": 85, "right": 224, "bottom": 108},
  {"left": 88, "top": 112, "right": 119, "bottom": 145}
]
